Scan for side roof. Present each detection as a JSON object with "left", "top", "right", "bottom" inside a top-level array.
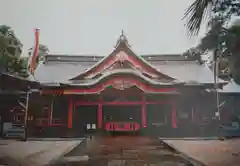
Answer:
[{"left": 0, "top": 71, "right": 39, "bottom": 90}]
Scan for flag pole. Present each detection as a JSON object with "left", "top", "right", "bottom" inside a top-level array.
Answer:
[
  {"left": 24, "top": 90, "right": 30, "bottom": 127},
  {"left": 28, "top": 28, "right": 40, "bottom": 77},
  {"left": 216, "top": 57, "right": 220, "bottom": 120},
  {"left": 23, "top": 89, "right": 31, "bottom": 140},
  {"left": 214, "top": 49, "right": 220, "bottom": 120}
]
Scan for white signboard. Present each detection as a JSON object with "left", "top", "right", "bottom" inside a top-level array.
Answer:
[
  {"left": 86, "top": 124, "right": 91, "bottom": 130},
  {"left": 92, "top": 124, "right": 96, "bottom": 129}
]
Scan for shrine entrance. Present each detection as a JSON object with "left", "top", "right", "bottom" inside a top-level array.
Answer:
[
  {"left": 73, "top": 105, "right": 98, "bottom": 137},
  {"left": 65, "top": 81, "right": 178, "bottom": 136}
]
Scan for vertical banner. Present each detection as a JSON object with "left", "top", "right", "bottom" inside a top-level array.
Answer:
[{"left": 28, "top": 28, "right": 40, "bottom": 75}]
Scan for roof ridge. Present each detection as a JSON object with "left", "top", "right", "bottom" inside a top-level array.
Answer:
[{"left": 44, "top": 54, "right": 194, "bottom": 63}]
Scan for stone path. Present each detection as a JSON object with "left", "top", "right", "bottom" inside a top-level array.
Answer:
[
  {"left": 56, "top": 136, "right": 196, "bottom": 166},
  {"left": 0, "top": 139, "right": 82, "bottom": 166},
  {"left": 163, "top": 138, "right": 240, "bottom": 166}
]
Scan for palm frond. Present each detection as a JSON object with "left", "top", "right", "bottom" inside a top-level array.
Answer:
[{"left": 183, "top": 0, "right": 214, "bottom": 36}]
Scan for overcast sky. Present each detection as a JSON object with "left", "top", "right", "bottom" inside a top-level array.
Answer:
[{"left": 1, "top": 0, "right": 207, "bottom": 56}]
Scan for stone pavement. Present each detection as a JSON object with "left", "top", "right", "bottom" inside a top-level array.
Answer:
[
  {"left": 0, "top": 139, "right": 16, "bottom": 145},
  {"left": 163, "top": 138, "right": 240, "bottom": 166},
  {"left": 0, "top": 139, "right": 82, "bottom": 166}
]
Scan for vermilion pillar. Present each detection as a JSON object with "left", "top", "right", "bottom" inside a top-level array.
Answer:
[
  {"left": 98, "top": 96, "right": 103, "bottom": 128},
  {"left": 98, "top": 104, "right": 102, "bottom": 128},
  {"left": 68, "top": 98, "right": 73, "bottom": 128},
  {"left": 141, "top": 95, "right": 147, "bottom": 128},
  {"left": 171, "top": 101, "right": 177, "bottom": 128}
]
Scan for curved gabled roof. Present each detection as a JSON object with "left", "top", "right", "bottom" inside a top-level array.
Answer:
[{"left": 70, "top": 36, "right": 174, "bottom": 80}]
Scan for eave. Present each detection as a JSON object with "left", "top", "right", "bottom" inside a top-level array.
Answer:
[
  {"left": 0, "top": 72, "right": 40, "bottom": 91},
  {"left": 68, "top": 69, "right": 183, "bottom": 87}
]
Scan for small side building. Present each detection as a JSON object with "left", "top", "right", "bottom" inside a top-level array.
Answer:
[
  {"left": 219, "top": 80, "right": 240, "bottom": 123},
  {"left": 0, "top": 71, "right": 39, "bottom": 135}
]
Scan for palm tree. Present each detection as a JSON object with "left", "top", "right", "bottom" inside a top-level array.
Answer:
[{"left": 184, "top": 0, "right": 240, "bottom": 120}]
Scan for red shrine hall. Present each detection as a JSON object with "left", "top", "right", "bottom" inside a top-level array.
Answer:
[{"left": 28, "top": 33, "right": 225, "bottom": 137}]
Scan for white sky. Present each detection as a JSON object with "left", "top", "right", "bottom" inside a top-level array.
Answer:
[{"left": 1, "top": 0, "right": 207, "bottom": 56}]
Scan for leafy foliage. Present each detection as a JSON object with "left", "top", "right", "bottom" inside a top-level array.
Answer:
[
  {"left": 184, "top": 0, "right": 240, "bottom": 36},
  {"left": 28, "top": 44, "right": 49, "bottom": 71},
  {"left": 213, "top": 0, "right": 240, "bottom": 17},
  {"left": 0, "top": 25, "right": 27, "bottom": 77},
  {"left": 0, "top": 25, "right": 50, "bottom": 77},
  {"left": 0, "top": 52, "right": 29, "bottom": 77},
  {"left": 0, "top": 25, "right": 22, "bottom": 57},
  {"left": 182, "top": 47, "right": 205, "bottom": 64},
  {"left": 184, "top": 0, "right": 240, "bottom": 83},
  {"left": 183, "top": 0, "right": 213, "bottom": 36},
  {"left": 196, "top": 16, "right": 240, "bottom": 83}
]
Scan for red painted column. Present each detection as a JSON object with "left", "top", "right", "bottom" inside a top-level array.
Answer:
[
  {"left": 68, "top": 98, "right": 73, "bottom": 129},
  {"left": 141, "top": 95, "right": 147, "bottom": 128},
  {"left": 98, "top": 96, "right": 103, "bottom": 128},
  {"left": 171, "top": 101, "right": 177, "bottom": 128}
]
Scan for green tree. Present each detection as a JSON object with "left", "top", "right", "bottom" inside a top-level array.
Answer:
[
  {"left": 7, "top": 56, "right": 29, "bottom": 77},
  {"left": 0, "top": 25, "right": 28, "bottom": 77},
  {"left": 28, "top": 44, "right": 49, "bottom": 65},
  {"left": 195, "top": 16, "right": 240, "bottom": 83},
  {"left": 0, "top": 25, "right": 22, "bottom": 57}
]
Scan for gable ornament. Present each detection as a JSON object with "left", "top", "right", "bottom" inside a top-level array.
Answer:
[{"left": 112, "top": 80, "right": 134, "bottom": 90}]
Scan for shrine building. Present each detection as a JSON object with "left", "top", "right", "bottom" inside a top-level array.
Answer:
[{"left": 28, "top": 33, "right": 226, "bottom": 137}]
